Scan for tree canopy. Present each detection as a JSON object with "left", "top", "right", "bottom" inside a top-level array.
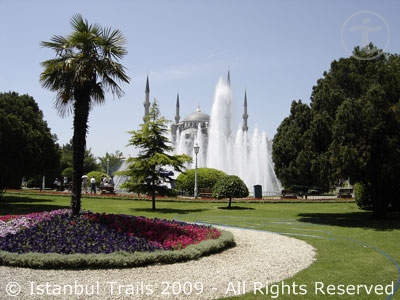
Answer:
[
  {"left": 59, "top": 140, "right": 100, "bottom": 176},
  {"left": 40, "top": 14, "right": 130, "bottom": 214},
  {"left": 272, "top": 45, "right": 400, "bottom": 217},
  {"left": 0, "top": 92, "right": 60, "bottom": 188},
  {"left": 98, "top": 150, "right": 124, "bottom": 175},
  {"left": 121, "top": 100, "right": 192, "bottom": 210},
  {"left": 212, "top": 175, "right": 249, "bottom": 208},
  {"left": 272, "top": 100, "right": 314, "bottom": 191}
]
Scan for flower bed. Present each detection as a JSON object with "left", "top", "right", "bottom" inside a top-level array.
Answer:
[
  {"left": 0, "top": 210, "right": 221, "bottom": 254},
  {"left": 0, "top": 210, "right": 234, "bottom": 269}
]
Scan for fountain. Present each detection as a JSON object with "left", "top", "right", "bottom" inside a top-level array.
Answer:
[
  {"left": 113, "top": 158, "right": 129, "bottom": 193},
  {"left": 114, "top": 75, "right": 281, "bottom": 196},
  {"left": 174, "top": 76, "right": 281, "bottom": 196}
]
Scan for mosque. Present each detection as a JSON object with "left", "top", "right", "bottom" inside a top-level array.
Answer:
[
  {"left": 140, "top": 71, "right": 281, "bottom": 195},
  {"left": 142, "top": 71, "right": 249, "bottom": 152}
]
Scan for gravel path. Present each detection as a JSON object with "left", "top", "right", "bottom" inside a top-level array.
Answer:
[{"left": 0, "top": 227, "right": 315, "bottom": 300}]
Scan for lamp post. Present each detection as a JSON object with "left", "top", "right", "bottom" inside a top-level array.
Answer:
[
  {"left": 194, "top": 143, "right": 200, "bottom": 199},
  {"left": 106, "top": 158, "right": 110, "bottom": 176}
]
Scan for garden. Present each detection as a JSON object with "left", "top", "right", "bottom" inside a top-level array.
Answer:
[
  {"left": 0, "top": 191, "right": 399, "bottom": 299},
  {"left": 0, "top": 197, "right": 233, "bottom": 270}
]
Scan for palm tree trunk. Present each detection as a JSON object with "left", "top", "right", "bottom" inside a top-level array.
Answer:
[{"left": 71, "top": 94, "right": 90, "bottom": 215}]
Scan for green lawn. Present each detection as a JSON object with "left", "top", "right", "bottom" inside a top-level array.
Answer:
[{"left": 1, "top": 191, "right": 399, "bottom": 299}]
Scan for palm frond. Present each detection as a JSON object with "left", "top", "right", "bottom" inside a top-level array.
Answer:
[{"left": 40, "top": 14, "right": 130, "bottom": 116}]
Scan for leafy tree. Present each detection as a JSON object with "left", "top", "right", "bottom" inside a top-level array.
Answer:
[
  {"left": 175, "top": 168, "right": 227, "bottom": 194},
  {"left": 83, "top": 149, "right": 100, "bottom": 174},
  {"left": 0, "top": 92, "right": 60, "bottom": 188},
  {"left": 121, "top": 100, "right": 192, "bottom": 210},
  {"left": 40, "top": 14, "right": 130, "bottom": 214},
  {"left": 212, "top": 175, "right": 249, "bottom": 208},
  {"left": 273, "top": 44, "right": 400, "bottom": 218},
  {"left": 98, "top": 151, "right": 124, "bottom": 175},
  {"left": 272, "top": 100, "right": 314, "bottom": 190},
  {"left": 313, "top": 45, "right": 400, "bottom": 217},
  {"left": 59, "top": 140, "right": 100, "bottom": 176},
  {"left": 329, "top": 83, "right": 400, "bottom": 216},
  {"left": 61, "top": 167, "right": 74, "bottom": 180},
  {"left": 59, "top": 142, "right": 73, "bottom": 174}
]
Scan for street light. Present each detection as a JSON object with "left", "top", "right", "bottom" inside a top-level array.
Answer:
[
  {"left": 106, "top": 158, "right": 110, "bottom": 176},
  {"left": 194, "top": 143, "right": 200, "bottom": 199}
]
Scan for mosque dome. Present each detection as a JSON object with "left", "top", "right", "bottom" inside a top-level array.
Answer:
[{"left": 183, "top": 106, "right": 210, "bottom": 122}]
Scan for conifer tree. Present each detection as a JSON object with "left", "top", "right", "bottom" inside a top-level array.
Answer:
[{"left": 122, "top": 100, "right": 192, "bottom": 210}]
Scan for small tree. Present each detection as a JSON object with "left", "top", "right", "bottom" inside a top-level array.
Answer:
[
  {"left": 121, "top": 100, "right": 192, "bottom": 210},
  {"left": 212, "top": 175, "right": 249, "bottom": 208}
]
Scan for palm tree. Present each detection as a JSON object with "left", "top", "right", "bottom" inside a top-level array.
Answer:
[{"left": 40, "top": 14, "right": 130, "bottom": 214}]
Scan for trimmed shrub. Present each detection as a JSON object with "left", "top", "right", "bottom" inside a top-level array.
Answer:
[
  {"left": 212, "top": 175, "right": 249, "bottom": 208},
  {"left": 175, "top": 168, "right": 226, "bottom": 193}
]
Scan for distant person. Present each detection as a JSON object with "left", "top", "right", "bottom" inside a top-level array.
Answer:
[
  {"left": 109, "top": 175, "right": 114, "bottom": 187},
  {"left": 82, "top": 174, "right": 88, "bottom": 193},
  {"left": 90, "top": 176, "right": 96, "bottom": 194},
  {"left": 63, "top": 176, "right": 68, "bottom": 190},
  {"left": 53, "top": 178, "right": 61, "bottom": 191}
]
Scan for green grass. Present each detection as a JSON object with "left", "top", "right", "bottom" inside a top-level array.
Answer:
[{"left": 1, "top": 191, "right": 399, "bottom": 299}]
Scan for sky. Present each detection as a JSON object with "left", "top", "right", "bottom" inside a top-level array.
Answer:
[{"left": 1, "top": 0, "right": 399, "bottom": 158}]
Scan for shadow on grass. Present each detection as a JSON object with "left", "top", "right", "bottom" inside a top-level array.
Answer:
[
  {"left": 1, "top": 196, "right": 54, "bottom": 203},
  {"left": 0, "top": 196, "right": 70, "bottom": 215},
  {"left": 218, "top": 206, "right": 255, "bottom": 210},
  {"left": 131, "top": 208, "right": 210, "bottom": 215},
  {"left": 298, "top": 211, "right": 400, "bottom": 231}
]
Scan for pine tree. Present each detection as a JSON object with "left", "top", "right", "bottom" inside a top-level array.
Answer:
[{"left": 122, "top": 100, "right": 192, "bottom": 210}]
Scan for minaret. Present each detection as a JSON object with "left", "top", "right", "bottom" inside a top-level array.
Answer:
[
  {"left": 170, "top": 92, "right": 180, "bottom": 144},
  {"left": 175, "top": 93, "right": 180, "bottom": 124},
  {"left": 242, "top": 90, "right": 249, "bottom": 132},
  {"left": 143, "top": 75, "right": 150, "bottom": 121},
  {"left": 227, "top": 69, "right": 231, "bottom": 86}
]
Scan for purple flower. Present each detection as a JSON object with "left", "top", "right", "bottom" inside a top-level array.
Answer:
[{"left": 0, "top": 210, "right": 220, "bottom": 254}]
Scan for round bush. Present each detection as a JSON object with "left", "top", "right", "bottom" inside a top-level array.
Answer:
[{"left": 175, "top": 168, "right": 227, "bottom": 193}]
